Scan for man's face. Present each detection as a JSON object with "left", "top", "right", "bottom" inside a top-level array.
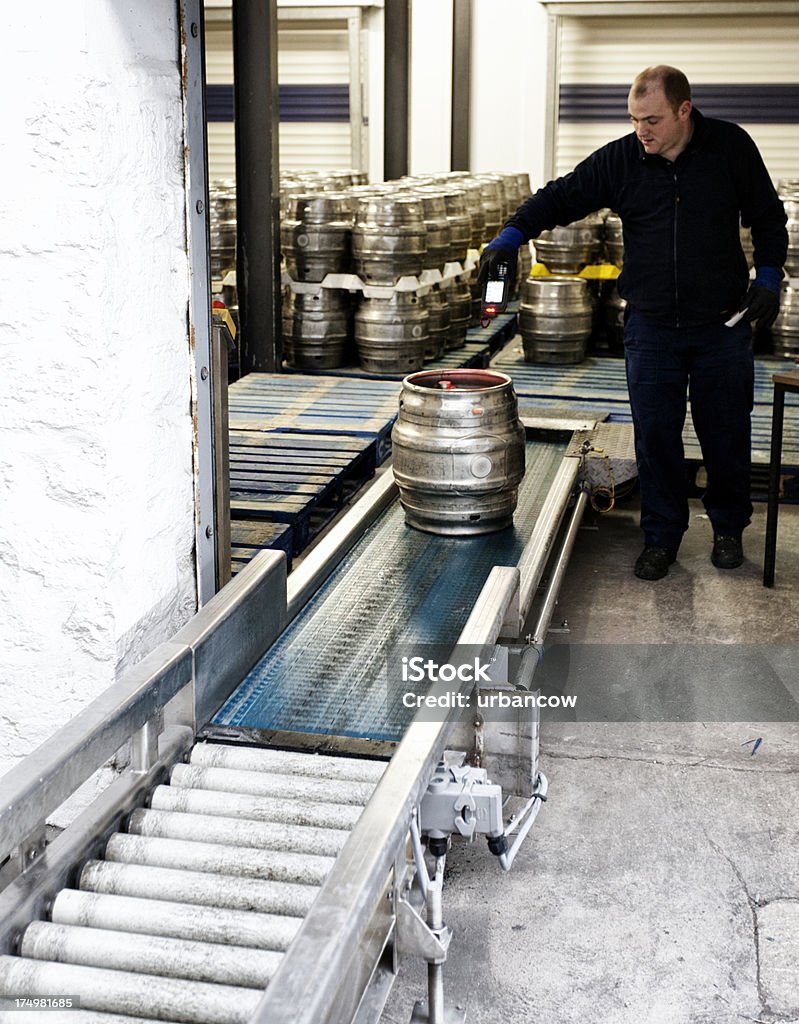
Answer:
[{"left": 627, "top": 86, "right": 692, "bottom": 162}]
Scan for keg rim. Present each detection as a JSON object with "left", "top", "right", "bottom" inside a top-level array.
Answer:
[{"left": 402, "top": 368, "right": 514, "bottom": 392}]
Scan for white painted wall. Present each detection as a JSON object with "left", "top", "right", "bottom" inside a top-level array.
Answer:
[{"left": 0, "top": 4, "right": 196, "bottom": 795}]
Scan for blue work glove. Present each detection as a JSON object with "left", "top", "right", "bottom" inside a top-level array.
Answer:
[
  {"left": 742, "top": 267, "right": 782, "bottom": 330},
  {"left": 477, "top": 226, "right": 526, "bottom": 287}
]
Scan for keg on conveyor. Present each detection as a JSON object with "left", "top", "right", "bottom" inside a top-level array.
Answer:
[
  {"left": 281, "top": 192, "right": 354, "bottom": 282},
  {"left": 354, "top": 291, "right": 428, "bottom": 374},
  {"left": 352, "top": 195, "right": 427, "bottom": 284},
  {"left": 519, "top": 276, "right": 593, "bottom": 364},
  {"left": 534, "top": 213, "right": 604, "bottom": 274},
  {"left": 282, "top": 290, "right": 352, "bottom": 370},
  {"left": 391, "top": 368, "right": 526, "bottom": 535},
  {"left": 778, "top": 179, "right": 799, "bottom": 278},
  {"left": 770, "top": 281, "right": 799, "bottom": 357}
]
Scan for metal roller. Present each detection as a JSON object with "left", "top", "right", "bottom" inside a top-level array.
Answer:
[
  {"left": 126, "top": 808, "right": 350, "bottom": 857},
  {"left": 104, "top": 833, "right": 333, "bottom": 887},
  {"left": 20, "top": 921, "right": 281, "bottom": 989},
  {"left": 51, "top": 890, "right": 300, "bottom": 951},
  {"left": 0, "top": 1013, "right": 160, "bottom": 1024},
  {"left": 189, "top": 743, "right": 386, "bottom": 782},
  {"left": 78, "top": 861, "right": 319, "bottom": 918},
  {"left": 0, "top": 954, "right": 262, "bottom": 1024},
  {"left": 168, "top": 764, "right": 375, "bottom": 806},
  {"left": 148, "top": 784, "right": 364, "bottom": 830}
]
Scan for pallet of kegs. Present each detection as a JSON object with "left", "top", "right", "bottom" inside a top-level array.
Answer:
[
  {"left": 519, "top": 276, "right": 593, "bottom": 364},
  {"left": 391, "top": 369, "right": 526, "bottom": 535}
]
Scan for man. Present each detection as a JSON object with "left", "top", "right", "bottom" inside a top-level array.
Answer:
[{"left": 480, "top": 66, "right": 788, "bottom": 580}]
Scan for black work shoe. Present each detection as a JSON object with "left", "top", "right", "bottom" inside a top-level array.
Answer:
[
  {"left": 711, "top": 535, "right": 744, "bottom": 569},
  {"left": 634, "top": 546, "right": 677, "bottom": 581}
]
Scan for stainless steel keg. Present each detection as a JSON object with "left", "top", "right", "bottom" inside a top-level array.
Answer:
[
  {"left": 419, "top": 285, "right": 450, "bottom": 361},
  {"left": 603, "top": 212, "right": 624, "bottom": 268},
  {"left": 602, "top": 282, "right": 627, "bottom": 356},
  {"left": 778, "top": 180, "right": 799, "bottom": 278},
  {"left": 209, "top": 180, "right": 237, "bottom": 280},
  {"left": 354, "top": 292, "right": 428, "bottom": 374},
  {"left": 352, "top": 196, "right": 427, "bottom": 284},
  {"left": 770, "top": 281, "right": 799, "bottom": 357},
  {"left": 519, "top": 276, "right": 593, "bottom": 364},
  {"left": 407, "top": 188, "right": 451, "bottom": 271},
  {"left": 534, "top": 214, "right": 604, "bottom": 274},
  {"left": 281, "top": 192, "right": 354, "bottom": 283},
  {"left": 391, "top": 368, "right": 526, "bottom": 535},
  {"left": 282, "top": 290, "right": 352, "bottom": 370},
  {"left": 441, "top": 276, "right": 471, "bottom": 349}
]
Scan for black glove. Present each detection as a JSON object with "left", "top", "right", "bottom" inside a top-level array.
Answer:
[
  {"left": 742, "top": 284, "right": 780, "bottom": 330},
  {"left": 477, "top": 246, "right": 518, "bottom": 289},
  {"left": 477, "top": 226, "right": 526, "bottom": 287}
]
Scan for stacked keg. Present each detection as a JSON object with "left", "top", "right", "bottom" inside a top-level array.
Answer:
[
  {"left": 209, "top": 180, "right": 237, "bottom": 282},
  {"left": 441, "top": 275, "right": 471, "bottom": 348},
  {"left": 519, "top": 276, "right": 593, "bottom": 364},
  {"left": 280, "top": 191, "right": 355, "bottom": 370},
  {"left": 771, "top": 282, "right": 799, "bottom": 357},
  {"left": 281, "top": 192, "right": 354, "bottom": 283},
  {"left": 534, "top": 213, "right": 604, "bottom": 275},
  {"left": 779, "top": 179, "right": 799, "bottom": 278},
  {"left": 603, "top": 212, "right": 624, "bottom": 268},
  {"left": 282, "top": 290, "right": 352, "bottom": 370},
  {"left": 391, "top": 369, "right": 526, "bottom": 535},
  {"left": 355, "top": 292, "right": 429, "bottom": 375},
  {"left": 352, "top": 195, "right": 427, "bottom": 284},
  {"left": 352, "top": 195, "right": 428, "bottom": 371}
]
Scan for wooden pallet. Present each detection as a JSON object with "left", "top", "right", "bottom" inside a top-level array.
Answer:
[{"left": 230, "top": 521, "right": 294, "bottom": 575}]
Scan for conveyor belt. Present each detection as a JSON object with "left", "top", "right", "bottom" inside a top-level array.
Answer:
[{"left": 213, "top": 439, "right": 568, "bottom": 741}]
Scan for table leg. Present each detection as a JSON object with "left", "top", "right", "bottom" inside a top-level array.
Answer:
[{"left": 763, "top": 383, "right": 786, "bottom": 587}]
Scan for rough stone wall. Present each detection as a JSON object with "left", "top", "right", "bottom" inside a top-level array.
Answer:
[{"left": 0, "top": 4, "right": 197, "bottom": 791}]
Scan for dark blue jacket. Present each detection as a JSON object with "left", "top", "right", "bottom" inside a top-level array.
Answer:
[{"left": 507, "top": 108, "right": 788, "bottom": 326}]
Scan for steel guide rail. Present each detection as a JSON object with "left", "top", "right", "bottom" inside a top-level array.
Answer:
[{"left": 0, "top": 434, "right": 588, "bottom": 1023}]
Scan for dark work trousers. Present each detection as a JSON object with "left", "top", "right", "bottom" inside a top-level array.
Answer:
[{"left": 623, "top": 308, "right": 754, "bottom": 550}]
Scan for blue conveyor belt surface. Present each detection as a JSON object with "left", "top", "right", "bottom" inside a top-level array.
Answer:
[{"left": 213, "top": 440, "right": 568, "bottom": 741}]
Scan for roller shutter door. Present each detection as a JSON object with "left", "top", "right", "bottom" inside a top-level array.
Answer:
[
  {"left": 205, "top": 13, "right": 357, "bottom": 182},
  {"left": 554, "top": 14, "right": 799, "bottom": 186}
]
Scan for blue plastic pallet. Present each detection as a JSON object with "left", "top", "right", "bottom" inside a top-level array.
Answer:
[
  {"left": 229, "top": 430, "right": 378, "bottom": 553},
  {"left": 229, "top": 373, "right": 402, "bottom": 464}
]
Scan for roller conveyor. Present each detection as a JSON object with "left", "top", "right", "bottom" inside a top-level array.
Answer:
[{"left": 0, "top": 427, "right": 594, "bottom": 1023}]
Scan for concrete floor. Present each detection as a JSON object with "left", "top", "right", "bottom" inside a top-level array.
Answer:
[{"left": 380, "top": 495, "right": 799, "bottom": 1024}]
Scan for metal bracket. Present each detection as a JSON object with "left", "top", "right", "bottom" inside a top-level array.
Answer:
[{"left": 396, "top": 895, "right": 452, "bottom": 962}]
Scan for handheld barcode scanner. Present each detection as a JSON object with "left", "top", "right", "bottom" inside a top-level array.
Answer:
[{"left": 481, "top": 259, "right": 513, "bottom": 324}]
